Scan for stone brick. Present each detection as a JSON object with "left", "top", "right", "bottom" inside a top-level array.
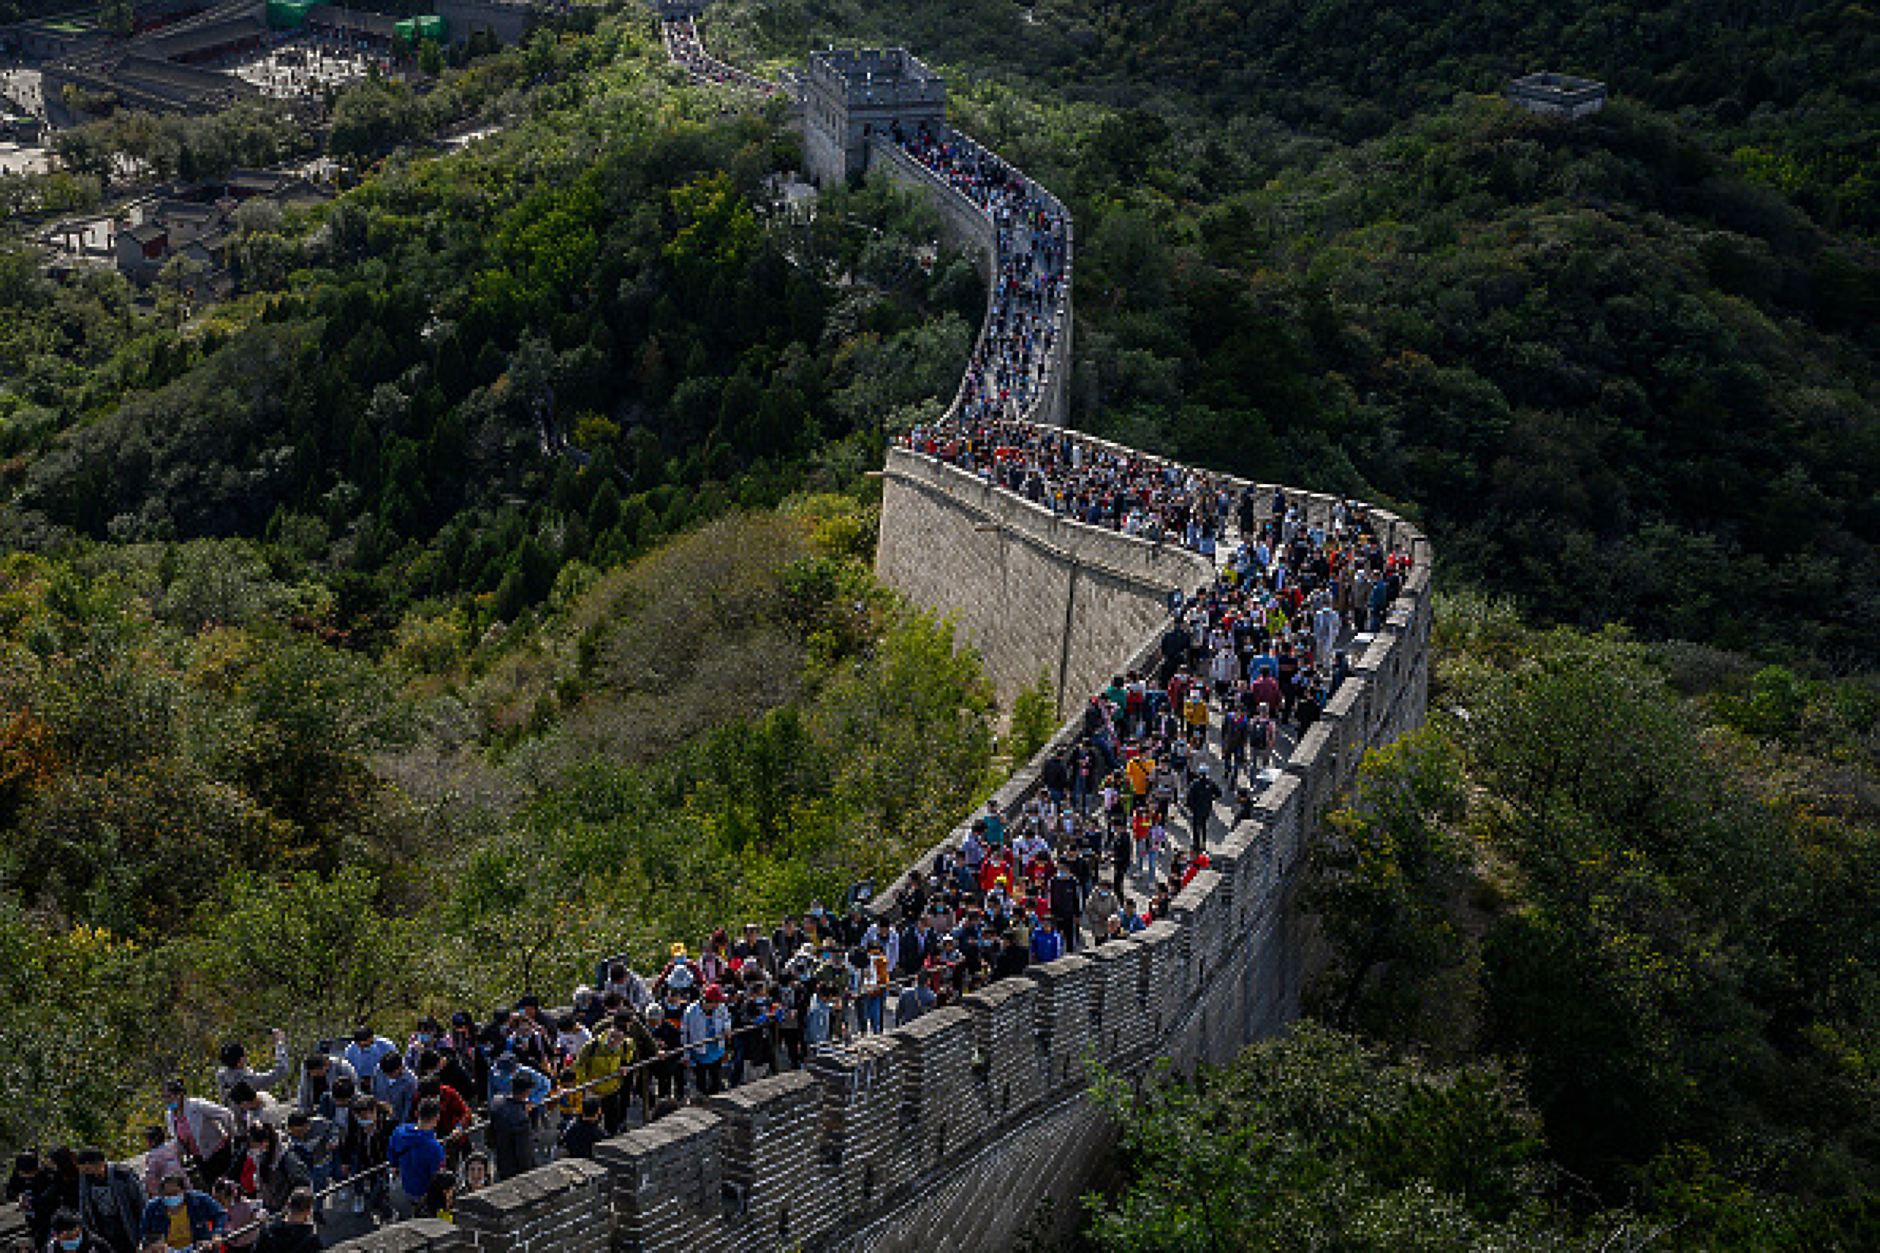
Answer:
[
  {"left": 702, "top": 1069, "right": 818, "bottom": 1245},
  {"left": 960, "top": 975, "right": 1041, "bottom": 1121},
  {"left": 324, "top": 1219, "right": 467, "bottom": 1253},
  {"left": 890, "top": 1006, "right": 976, "bottom": 1175},
  {"left": 1084, "top": 938, "right": 1149, "bottom": 1066},
  {"left": 1030, "top": 953, "right": 1097, "bottom": 1091},
  {"left": 807, "top": 1034, "right": 907, "bottom": 1223},
  {"left": 592, "top": 1109, "right": 727, "bottom": 1253}
]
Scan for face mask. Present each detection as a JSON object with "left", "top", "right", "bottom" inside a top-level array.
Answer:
[
  {"left": 416, "top": 1034, "right": 432, "bottom": 1046},
  {"left": 59, "top": 1240, "right": 81, "bottom": 1250},
  {"left": 163, "top": 1196, "right": 184, "bottom": 1209},
  {"left": 165, "top": 1102, "right": 180, "bottom": 1113}
]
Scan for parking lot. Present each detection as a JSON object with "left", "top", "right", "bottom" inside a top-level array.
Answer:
[{"left": 228, "top": 34, "right": 395, "bottom": 98}]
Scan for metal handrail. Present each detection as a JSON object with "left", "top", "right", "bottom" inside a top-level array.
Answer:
[{"left": 210, "top": 957, "right": 976, "bottom": 1241}]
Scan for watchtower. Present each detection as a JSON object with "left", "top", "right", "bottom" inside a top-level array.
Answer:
[
  {"left": 801, "top": 47, "right": 945, "bottom": 187},
  {"left": 1508, "top": 72, "right": 1607, "bottom": 120}
]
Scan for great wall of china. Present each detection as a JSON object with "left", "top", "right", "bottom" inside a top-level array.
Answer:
[{"left": 41, "top": 9, "right": 1432, "bottom": 1251}]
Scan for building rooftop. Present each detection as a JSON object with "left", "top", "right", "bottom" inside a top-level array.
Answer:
[
  {"left": 1509, "top": 72, "right": 1607, "bottom": 112},
  {"left": 808, "top": 47, "right": 940, "bottom": 87}
]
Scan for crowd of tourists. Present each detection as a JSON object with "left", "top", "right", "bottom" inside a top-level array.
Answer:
[
  {"left": 6, "top": 34, "right": 1410, "bottom": 1234},
  {"left": 892, "top": 125, "right": 1070, "bottom": 426},
  {"left": 5, "top": 417, "right": 1410, "bottom": 1253},
  {"left": 660, "top": 17, "right": 782, "bottom": 95}
]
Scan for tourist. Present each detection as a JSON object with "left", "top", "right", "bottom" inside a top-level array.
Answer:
[
  {"left": 138, "top": 1173, "right": 225, "bottom": 1252},
  {"left": 252, "top": 1189, "right": 320, "bottom": 1253},
  {"left": 73, "top": 1151, "right": 143, "bottom": 1253}
]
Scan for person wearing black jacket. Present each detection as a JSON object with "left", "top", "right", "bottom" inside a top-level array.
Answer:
[
  {"left": 73, "top": 1150, "right": 143, "bottom": 1253},
  {"left": 1108, "top": 824, "right": 1133, "bottom": 895},
  {"left": 338, "top": 1097, "right": 391, "bottom": 1221},
  {"left": 893, "top": 874, "right": 927, "bottom": 926},
  {"left": 446, "top": 1016, "right": 490, "bottom": 1108},
  {"left": 895, "top": 919, "right": 925, "bottom": 978},
  {"left": 9, "top": 1152, "right": 60, "bottom": 1253},
  {"left": 253, "top": 1191, "right": 321, "bottom": 1253},
  {"left": 1047, "top": 866, "right": 1085, "bottom": 952},
  {"left": 990, "top": 931, "right": 1029, "bottom": 980},
  {"left": 555, "top": 1100, "right": 605, "bottom": 1162},
  {"left": 44, "top": 1209, "right": 100, "bottom": 1253},
  {"left": 1040, "top": 750, "right": 1070, "bottom": 808},
  {"left": 1186, "top": 764, "right": 1223, "bottom": 853},
  {"left": 487, "top": 1075, "right": 535, "bottom": 1182},
  {"left": 1159, "top": 622, "right": 1191, "bottom": 681}
]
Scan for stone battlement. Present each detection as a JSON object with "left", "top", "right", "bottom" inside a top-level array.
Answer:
[
  {"left": 330, "top": 17, "right": 1435, "bottom": 1253},
  {"left": 1508, "top": 71, "right": 1607, "bottom": 119},
  {"left": 313, "top": 436, "right": 1430, "bottom": 1251},
  {"left": 801, "top": 46, "right": 945, "bottom": 185}
]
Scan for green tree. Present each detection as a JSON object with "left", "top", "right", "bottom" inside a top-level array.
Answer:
[
  {"left": 1086, "top": 1023, "right": 1556, "bottom": 1251},
  {"left": 1307, "top": 725, "right": 1472, "bottom": 1049},
  {"left": 1006, "top": 666, "right": 1058, "bottom": 764},
  {"left": 195, "top": 867, "right": 426, "bottom": 1038}
]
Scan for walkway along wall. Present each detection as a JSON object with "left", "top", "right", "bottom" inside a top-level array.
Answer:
[
  {"left": 866, "top": 132, "right": 1072, "bottom": 431},
  {"left": 315, "top": 463, "right": 1430, "bottom": 1253},
  {"left": 300, "top": 22, "right": 1432, "bottom": 1253}
]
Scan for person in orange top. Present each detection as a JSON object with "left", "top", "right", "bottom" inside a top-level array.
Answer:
[{"left": 1125, "top": 749, "right": 1155, "bottom": 813}]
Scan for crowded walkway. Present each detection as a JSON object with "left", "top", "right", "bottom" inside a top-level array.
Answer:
[
  {"left": 1, "top": 29, "right": 1418, "bottom": 1253},
  {"left": 890, "top": 126, "right": 1069, "bottom": 426},
  {"left": 660, "top": 17, "right": 784, "bottom": 96},
  {"left": 6, "top": 412, "right": 1411, "bottom": 1249}
]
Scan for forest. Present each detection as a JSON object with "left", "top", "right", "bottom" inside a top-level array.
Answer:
[
  {"left": 1089, "top": 604, "right": 1880, "bottom": 1250},
  {"left": 717, "top": 0, "right": 1878, "bottom": 663},
  {"left": 0, "top": 0, "right": 1873, "bottom": 1242},
  {"left": 1, "top": 15, "right": 995, "bottom": 1150}
]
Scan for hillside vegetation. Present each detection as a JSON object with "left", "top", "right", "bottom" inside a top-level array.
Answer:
[
  {"left": 1089, "top": 606, "right": 1880, "bottom": 1250},
  {"left": 0, "top": 497, "right": 999, "bottom": 1154},
  {"left": 724, "top": 0, "right": 1879, "bottom": 662},
  {"left": 0, "top": 4, "right": 1874, "bottom": 1238},
  {"left": 0, "top": 13, "right": 997, "bottom": 1153}
]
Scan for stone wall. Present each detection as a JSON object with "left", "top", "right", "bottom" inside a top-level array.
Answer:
[
  {"left": 875, "top": 444, "right": 1210, "bottom": 710},
  {"left": 313, "top": 26, "right": 1432, "bottom": 1253},
  {"left": 314, "top": 449, "right": 1429, "bottom": 1253}
]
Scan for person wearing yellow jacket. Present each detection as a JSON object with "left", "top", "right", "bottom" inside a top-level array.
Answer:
[{"left": 571, "top": 1018, "right": 635, "bottom": 1135}]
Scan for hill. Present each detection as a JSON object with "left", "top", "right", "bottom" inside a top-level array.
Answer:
[{"left": 718, "top": 0, "right": 1879, "bottom": 662}]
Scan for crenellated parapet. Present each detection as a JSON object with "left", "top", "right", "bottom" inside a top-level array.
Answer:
[{"left": 342, "top": 17, "right": 1437, "bottom": 1253}]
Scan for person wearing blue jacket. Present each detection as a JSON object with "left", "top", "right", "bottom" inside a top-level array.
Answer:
[
  {"left": 138, "top": 1174, "right": 225, "bottom": 1251},
  {"left": 385, "top": 1100, "right": 445, "bottom": 1220},
  {"left": 1030, "top": 915, "right": 1063, "bottom": 964},
  {"left": 488, "top": 1055, "right": 551, "bottom": 1108}
]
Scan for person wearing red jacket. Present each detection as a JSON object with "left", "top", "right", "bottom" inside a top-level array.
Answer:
[
  {"left": 979, "top": 847, "right": 1015, "bottom": 893},
  {"left": 415, "top": 1076, "right": 470, "bottom": 1140}
]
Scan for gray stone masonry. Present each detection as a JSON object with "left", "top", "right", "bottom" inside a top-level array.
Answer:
[
  {"left": 1030, "top": 952, "right": 1097, "bottom": 1091},
  {"left": 1508, "top": 71, "right": 1607, "bottom": 119},
  {"left": 324, "top": 1218, "right": 467, "bottom": 1253},
  {"left": 802, "top": 48, "right": 944, "bottom": 186},
  {"left": 335, "top": 25, "right": 1432, "bottom": 1248},
  {"left": 960, "top": 975, "right": 1043, "bottom": 1123},
  {"left": 890, "top": 1006, "right": 975, "bottom": 1175}
]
